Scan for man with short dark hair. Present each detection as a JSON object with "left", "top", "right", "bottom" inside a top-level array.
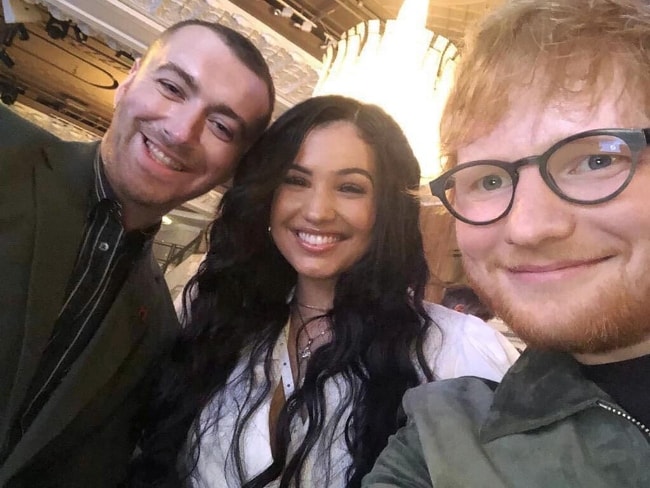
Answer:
[
  {"left": 440, "top": 284, "right": 494, "bottom": 322},
  {"left": 364, "top": 0, "right": 650, "bottom": 485},
  {"left": 0, "top": 19, "right": 274, "bottom": 487}
]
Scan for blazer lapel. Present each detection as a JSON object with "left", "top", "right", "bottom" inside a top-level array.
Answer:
[
  {"left": 1, "top": 142, "right": 95, "bottom": 439},
  {"left": 0, "top": 141, "right": 94, "bottom": 473},
  {"left": 0, "top": 139, "right": 177, "bottom": 484},
  {"left": 0, "top": 259, "right": 159, "bottom": 485}
]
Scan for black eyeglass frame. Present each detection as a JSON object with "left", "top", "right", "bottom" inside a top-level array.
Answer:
[{"left": 429, "top": 128, "right": 650, "bottom": 226}]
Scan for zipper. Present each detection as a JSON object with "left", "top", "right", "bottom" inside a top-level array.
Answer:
[{"left": 597, "top": 401, "right": 650, "bottom": 438}]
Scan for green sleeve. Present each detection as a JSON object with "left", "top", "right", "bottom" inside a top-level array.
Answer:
[{"left": 362, "top": 418, "right": 433, "bottom": 488}]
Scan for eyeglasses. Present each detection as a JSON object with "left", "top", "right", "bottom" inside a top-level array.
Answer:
[{"left": 429, "top": 128, "right": 650, "bottom": 226}]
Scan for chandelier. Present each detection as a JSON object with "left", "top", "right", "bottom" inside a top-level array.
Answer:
[{"left": 313, "top": 0, "right": 457, "bottom": 181}]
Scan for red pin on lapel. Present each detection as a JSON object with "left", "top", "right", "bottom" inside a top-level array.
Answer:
[{"left": 138, "top": 306, "right": 149, "bottom": 322}]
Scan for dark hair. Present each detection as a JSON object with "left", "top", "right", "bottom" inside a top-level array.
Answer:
[
  {"left": 146, "top": 19, "right": 275, "bottom": 135},
  {"left": 441, "top": 285, "right": 494, "bottom": 322},
  {"left": 129, "top": 95, "right": 434, "bottom": 488}
]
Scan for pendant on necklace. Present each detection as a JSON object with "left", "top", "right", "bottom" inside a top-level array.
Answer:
[
  {"left": 299, "top": 349, "right": 312, "bottom": 360},
  {"left": 299, "top": 338, "right": 314, "bottom": 360}
]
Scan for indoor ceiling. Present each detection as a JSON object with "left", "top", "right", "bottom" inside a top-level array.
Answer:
[
  {"left": 0, "top": 0, "right": 502, "bottom": 279},
  {"left": 231, "top": 0, "right": 503, "bottom": 60},
  {"left": 1, "top": 0, "right": 504, "bottom": 135}
]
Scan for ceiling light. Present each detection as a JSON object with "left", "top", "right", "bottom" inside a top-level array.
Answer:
[
  {"left": 162, "top": 215, "right": 173, "bottom": 225},
  {"left": 319, "top": 33, "right": 335, "bottom": 49},
  {"left": 73, "top": 25, "right": 88, "bottom": 43},
  {"left": 46, "top": 16, "right": 70, "bottom": 40},
  {"left": 0, "top": 49, "right": 15, "bottom": 68},
  {"left": 2, "top": 23, "right": 29, "bottom": 46},
  {"left": 115, "top": 50, "right": 135, "bottom": 62},
  {"left": 299, "top": 20, "right": 314, "bottom": 32},
  {"left": 17, "top": 24, "right": 29, "bottom": 41},
  {"left": 0, "top": 82, "right": 21, "bottom": 105},
  {"left": 279, "top": 6, "right": 294, "bottom": 18},
  {"left": 314, "top": 0, "right": 458, "bottom": 181}
]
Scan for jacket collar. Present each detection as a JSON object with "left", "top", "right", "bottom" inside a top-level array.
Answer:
[
  {"left": 480, "top": 349, "right": 611, "bottom": 442},
  {"left": 0, "top": 139, "right": 170, "bottom": 484},
  {"left": 0, "top": 140, "right": 97, "bottom": 474}
]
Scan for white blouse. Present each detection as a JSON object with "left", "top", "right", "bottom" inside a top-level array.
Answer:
[{"left": 190, "top": 302, "right": 519, "bottom": 487}]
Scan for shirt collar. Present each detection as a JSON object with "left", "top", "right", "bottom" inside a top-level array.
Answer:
[
  {"left": 91, "top": 148, "right": 161, "bottom": 239},
  {"left": 479, "top": 349, "right": 611, "bottom": 443},
  {"left": 93, "top": 148, "right": 118, "bottom": 206}
]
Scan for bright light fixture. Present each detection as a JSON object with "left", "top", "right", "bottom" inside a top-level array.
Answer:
[{"left": 313, "top": 0, "right": 457, "bottom": 182}]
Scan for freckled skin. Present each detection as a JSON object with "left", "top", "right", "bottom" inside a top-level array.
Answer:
[{"left": 456, "top": 87, "right": 650, "bottom": 362}]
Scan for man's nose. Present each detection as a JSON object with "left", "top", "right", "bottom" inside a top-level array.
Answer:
[
  {"left": 161, "top": 106, "right": 203, "bottom": 145},
  {"left": 503, "top": 167, "right": 576, "bottom": 247}
]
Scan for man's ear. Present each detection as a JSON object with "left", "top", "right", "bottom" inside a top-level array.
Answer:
[
  {"left": 114, "top": 57, "right": 142, "bottom": 108},
  {"left": 453, "top": 304, "right": 466, "bottom": 314}
]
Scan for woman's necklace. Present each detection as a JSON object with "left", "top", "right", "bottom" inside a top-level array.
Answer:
[
  {"left": 294, "top": 304, "right": 330, "bottom": 361},
  {"left": 295, "top": 301, "right": 330, "bottom": 313},
  {"left": 298, "top": 326, "right": 328, "bottom": 361}
]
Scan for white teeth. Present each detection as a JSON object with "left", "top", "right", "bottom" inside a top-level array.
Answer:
[
  {"left": 145, "top": 139, "right": 184, "bottom": 171},
  {"left": 298, "top": 232, "right": 340, "bottom": 245}
]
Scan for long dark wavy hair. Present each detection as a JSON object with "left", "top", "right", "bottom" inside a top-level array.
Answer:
[{"left": 129, "top": 95, "right": 435, "bottom": 488}]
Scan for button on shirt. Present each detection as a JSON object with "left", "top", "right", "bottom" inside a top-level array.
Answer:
[{"left": 5, "top": 151, "right": 159, "bottom": 456}]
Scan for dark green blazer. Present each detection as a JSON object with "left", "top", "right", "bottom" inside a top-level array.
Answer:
[{"left": 0, "top": 107, "right": 179, "bottom": 487}]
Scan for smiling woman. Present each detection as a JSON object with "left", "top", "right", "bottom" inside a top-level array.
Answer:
[
  {"left": 128, "top": 95, "right": 519, "bottom": 488},
  {"left": 270, "top": 120, "right": 376, "bottom": 286}
]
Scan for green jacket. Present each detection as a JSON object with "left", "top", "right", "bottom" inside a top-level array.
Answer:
[
  {"left": 0, "top": 107, "right": 179, "bottom": 487},
  {"left": 363, "top": 349, "right": 650, "bottom": 487}
]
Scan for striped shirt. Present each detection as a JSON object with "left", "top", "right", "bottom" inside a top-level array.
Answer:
[{"left": 7, "top": 150, "right": 159, "bottom": 452}]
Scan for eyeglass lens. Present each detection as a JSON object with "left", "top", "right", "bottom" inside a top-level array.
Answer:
[{"left": 446, "top": 134, "right": 634, "bottom": 224}]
